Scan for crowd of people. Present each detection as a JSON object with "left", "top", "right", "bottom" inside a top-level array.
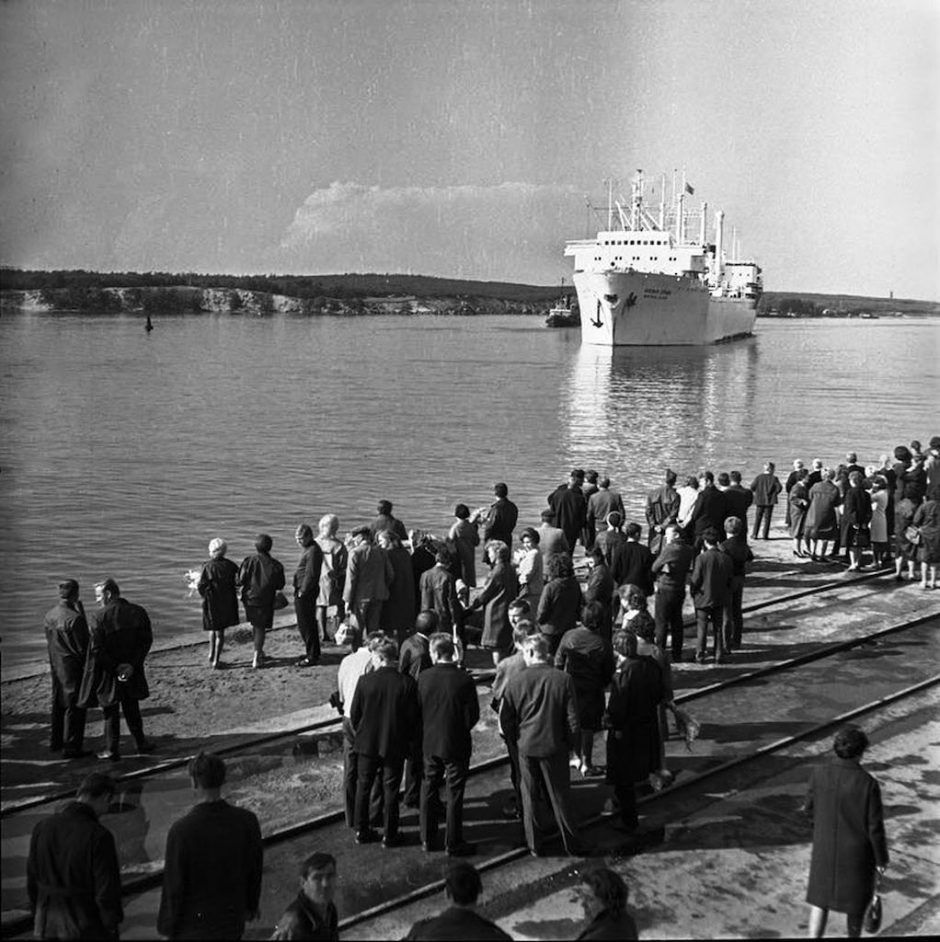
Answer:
[{"left": 32, "top": 436, "right": 938, "bottom": 938}]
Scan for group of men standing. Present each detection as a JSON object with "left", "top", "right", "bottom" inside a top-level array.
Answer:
[{"left": 43, "top": 578, "right": 155, "bottom": 762}]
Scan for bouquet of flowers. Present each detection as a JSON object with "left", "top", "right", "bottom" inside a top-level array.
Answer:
[{"left": 184, "top": 568, "right": 202, "bottom": 598}]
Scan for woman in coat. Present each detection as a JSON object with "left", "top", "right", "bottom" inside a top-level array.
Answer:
[
  {"left": 468, "top": 540, "right": 519, "bottom": 664},
  {"left": 605, "top": 628, "right": 663, "bottom": 835},
  {"left": 536, "top": 552, "right": 583, "bottom": 656},
  {"left": 804, "top": 724, "right": 888, "bottom": 938},
  {"left": 868, "top": 476, "right": 890, "bottom": 568},
  {"left": 912, "top": 483, "right": 940, "bottom": 589},
  {"left": 315, "top": 513, "right": 347, "bottom": 643},
  {"left": 197, "top": 538, "right": 240, "bottom": 669},
  {"left": 804, "top": 469, "right": 841, "bottom": 560},
  {"left": 237, "top": 534, "right": 286, "bottom": 669},
  {"left": 788, "top": 469, "right": 811, "bottom": 557},
  {"left": 376, "top": 529, "right": 416, "bottom": 645},
  {"left": 447, "top": 504, "right": 480, "bottom": 588},
  {"left": 841, "top": 472, "right": 873, "bottom": 571}
]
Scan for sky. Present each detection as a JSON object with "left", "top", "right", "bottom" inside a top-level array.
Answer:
[{"left": 1, "top": 0, "right": 937, "bottom": 298}]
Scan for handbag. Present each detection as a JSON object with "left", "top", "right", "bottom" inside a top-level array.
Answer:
[
  {"left": 863, "top": 872, "right": 883, "bottom": 934},
  {"left": 904, "top": 524, "right": 922, "bottom": 545}
]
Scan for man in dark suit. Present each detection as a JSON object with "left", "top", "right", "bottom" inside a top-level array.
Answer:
[
  {"left": 44, "top": 579, "right": 90, "bottom": 758},
  {"left": 724, "top": 470, "right": 755, "bottom": 536},
  {"left": 499, "top": 634, "right": 584, "bottom": 857},
  {"left": 349, "top": 637, "right": 420, "bottom": 846},
  {"left": 343, "top": 526, "right": 394, "bottom": 637},
  {"left": 536, "top": 509, "right": 570, "bottom": 562},
  {"left": 482, "top": 483, "right": 518, "bottom": 546},
  {"left": 651, "top": 525, "right": 695, "bottom": 661},
  {"left": 610, "top": 522, "right": 654, "bottom": 596},
  {"left": 404, "top": 862, "right": 511, "bottom": 940},
  {"left": 750, "top": 462, "right": 783, "bottom": 540},
  {"left": 292, "top": 524, "right": 323, "bottom": 666},
  {"left": 689, "top": 528, "right": 734, "bottom": 663},
  {"left": 644, "top": 469, "right": 680, "bottom": 557},
  {"left": 417, "top": 634, "right": 480, "bottom": 855},
  {"left": 684, "top": 471, "right": 728, "bottom": 551},
  {"left": 550, "top": 471, "right": 588, "bottom": 550},
  {"left": 27, "top": 772, "right": 122, "bottom": 940},
  {"left": 400, "top": 610, "right": 438, "bottom": 808},
  {"left": 78, "top": 578, "right": 155, "bottom": 760},
  {"left": 157, "top": 753, "right": 263, "bottom": 940}
]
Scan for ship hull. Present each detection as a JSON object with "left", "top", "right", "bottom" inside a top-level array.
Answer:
[{"left": 573, "top": 270, "right": 757, "bottom": 346}]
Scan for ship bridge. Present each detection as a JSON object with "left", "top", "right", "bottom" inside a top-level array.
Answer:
[{"left": 564, "top": 231, "right": 707, "bottom": 277}]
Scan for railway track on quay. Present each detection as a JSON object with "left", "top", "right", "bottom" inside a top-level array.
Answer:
[
  {"left": 3, "top": 567, "right": 937, "bottom": 938},
  {"left": 0, "top": 563, "right": 902, "bottom": 818}
]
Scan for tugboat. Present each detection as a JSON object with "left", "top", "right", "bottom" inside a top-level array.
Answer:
[{"left": 545, "top": 280, "right": 580, "bottom": 328}]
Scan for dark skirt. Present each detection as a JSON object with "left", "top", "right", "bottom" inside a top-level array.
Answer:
[
  {"left": 243, "top": 603, "right": 274, "bottom": 631},
  {"left": 573, "top": 684, "right": 605, "bottom": 731}
]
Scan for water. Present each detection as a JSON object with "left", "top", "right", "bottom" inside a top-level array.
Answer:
[{"left": 1, "top": 310, "right": 936, "bottom": 669}]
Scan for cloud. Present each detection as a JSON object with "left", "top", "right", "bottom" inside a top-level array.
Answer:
[{"left": 276, "top": 181, "right": 585, "bottom": 283}]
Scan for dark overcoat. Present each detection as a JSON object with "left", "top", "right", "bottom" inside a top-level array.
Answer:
[
  {"left": 606, "top": 655, "right": 663, "bottom": 784},
  {"left": 404, "top": 905, "right": 512, "bottom": 941},
  {"left": 804, "top": 756, "right": 888, "bottom": 915},
  {"left": 417, "top": 662, "right": 480, "bottom": 762},
  {"left": 475, "top": 561, "right": 519, "bottom": 652},
  {"left": 349, "top": 664, "right": 420, "bottom": 760},
  {"left": 536, "top": 575, "right": 583, "bottom": 638},
  {"left": 419, "top": 565, "right": 459, "bottom": 634},
  {"left": 788, "top": 481, "right": 810, "bottom": 538},
  {"left": 805, "top": 480, "right": 841, "bottom": 541},
  {"left": 840, "top": 485, "right": 872, "bottom": 547},
  {"left": 197, "top": 557, "right": 240, "bottom": 632},
  {"left": 44, "top": 601, "right": 89, "bottom": 704},
  {"left": 913, "top": 498, "right": 940, "bottom": 564},
  {"left": 382, "top": 543, "right": 416, "bottom": 633},
  {"left": 576, "top": 908, "right": 639, "bottom": 940},
  {"left": 78, "top": 598, "right": 153, "bottom": 708},
  {"left": 610, "top": 540, "right": 654, "bottom": 595},
  {"left": 157, "top": 799, "right": 263, "bottom": 940},
  {"left": 27, "top": 801, "right": 123, "bottom": 939},
  {"left": 237, "top": 551, "right": 286, "bottom": 614}
]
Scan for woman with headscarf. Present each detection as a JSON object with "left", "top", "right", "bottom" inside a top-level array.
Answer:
[
  {"left": 803, "top": 725, "right": 888, "bottom": 938},
  {"left": 868, "top": 475, "right": 890, "bottom": 569},
  {"left": 448, "top": 504, "right": 480, "bottom": 588},
  {"left": 315, "top": 514, "right": 348, "bottom": 644},
  {"left": 197, "top": 538, "right": 240, "bottom": 669}
]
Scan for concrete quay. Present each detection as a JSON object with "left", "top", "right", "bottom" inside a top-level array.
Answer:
[{"left": 3, "top": 524, "right": 939, "bottom": 939}]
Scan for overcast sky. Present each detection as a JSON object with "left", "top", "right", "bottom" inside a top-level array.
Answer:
[{"left": 1, "top": 0, "right": 937, "bottom": 297}]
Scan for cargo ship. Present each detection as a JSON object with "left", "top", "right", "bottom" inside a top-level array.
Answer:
[{"left": 564, "top": 171, "right": 761, "bottom": 345}]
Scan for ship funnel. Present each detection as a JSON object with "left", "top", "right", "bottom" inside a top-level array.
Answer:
[{"left": 714, "top": 209, "right": 724, "bottom": 282}]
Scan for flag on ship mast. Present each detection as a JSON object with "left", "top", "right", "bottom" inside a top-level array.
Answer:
[{"left": 684, "top": 182, "right": 695, "bottom": 195}]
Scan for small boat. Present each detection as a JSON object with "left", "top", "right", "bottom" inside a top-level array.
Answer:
[{"left": 545, "top": 282, "right": 579, "bottom": 328}]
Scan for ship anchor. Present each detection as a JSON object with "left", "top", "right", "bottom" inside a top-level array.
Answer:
[
  {"left": 625, "top": 292, "right": 637, "bottom": 308},
  {"left": 590, "top": 299, "right": 603, "bottom": 328}
]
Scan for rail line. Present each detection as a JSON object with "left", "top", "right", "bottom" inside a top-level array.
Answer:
[
  {"left": 341, "top": 671, "right": 940, "bottom": 935},
  {"left": 2, "top": 608, "right": 935, "bottom": 940},
  {"left": 0, "top": 564, "right": 908, "bottom": 819}
]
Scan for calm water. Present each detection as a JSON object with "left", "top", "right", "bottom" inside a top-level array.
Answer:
[{"left": 1, "top": 311, "right": 936, "bottom": 669}]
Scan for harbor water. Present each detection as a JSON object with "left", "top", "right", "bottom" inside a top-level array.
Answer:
[{"left": 0, "top": 310, "right": 936, "bottom": 669}]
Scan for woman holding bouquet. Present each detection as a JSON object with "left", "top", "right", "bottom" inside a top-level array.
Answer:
[{"left": 197, "top": 538, "right": 239, "bottom": 669}]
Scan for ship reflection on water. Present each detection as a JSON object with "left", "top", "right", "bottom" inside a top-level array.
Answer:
[{"left": 560, "top": 339, "right": 760, "bottom": 516}]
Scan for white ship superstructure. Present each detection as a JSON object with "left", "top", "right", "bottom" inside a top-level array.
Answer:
[{"left": 564, "top": 171, "right": 762, "bottom": 345}]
